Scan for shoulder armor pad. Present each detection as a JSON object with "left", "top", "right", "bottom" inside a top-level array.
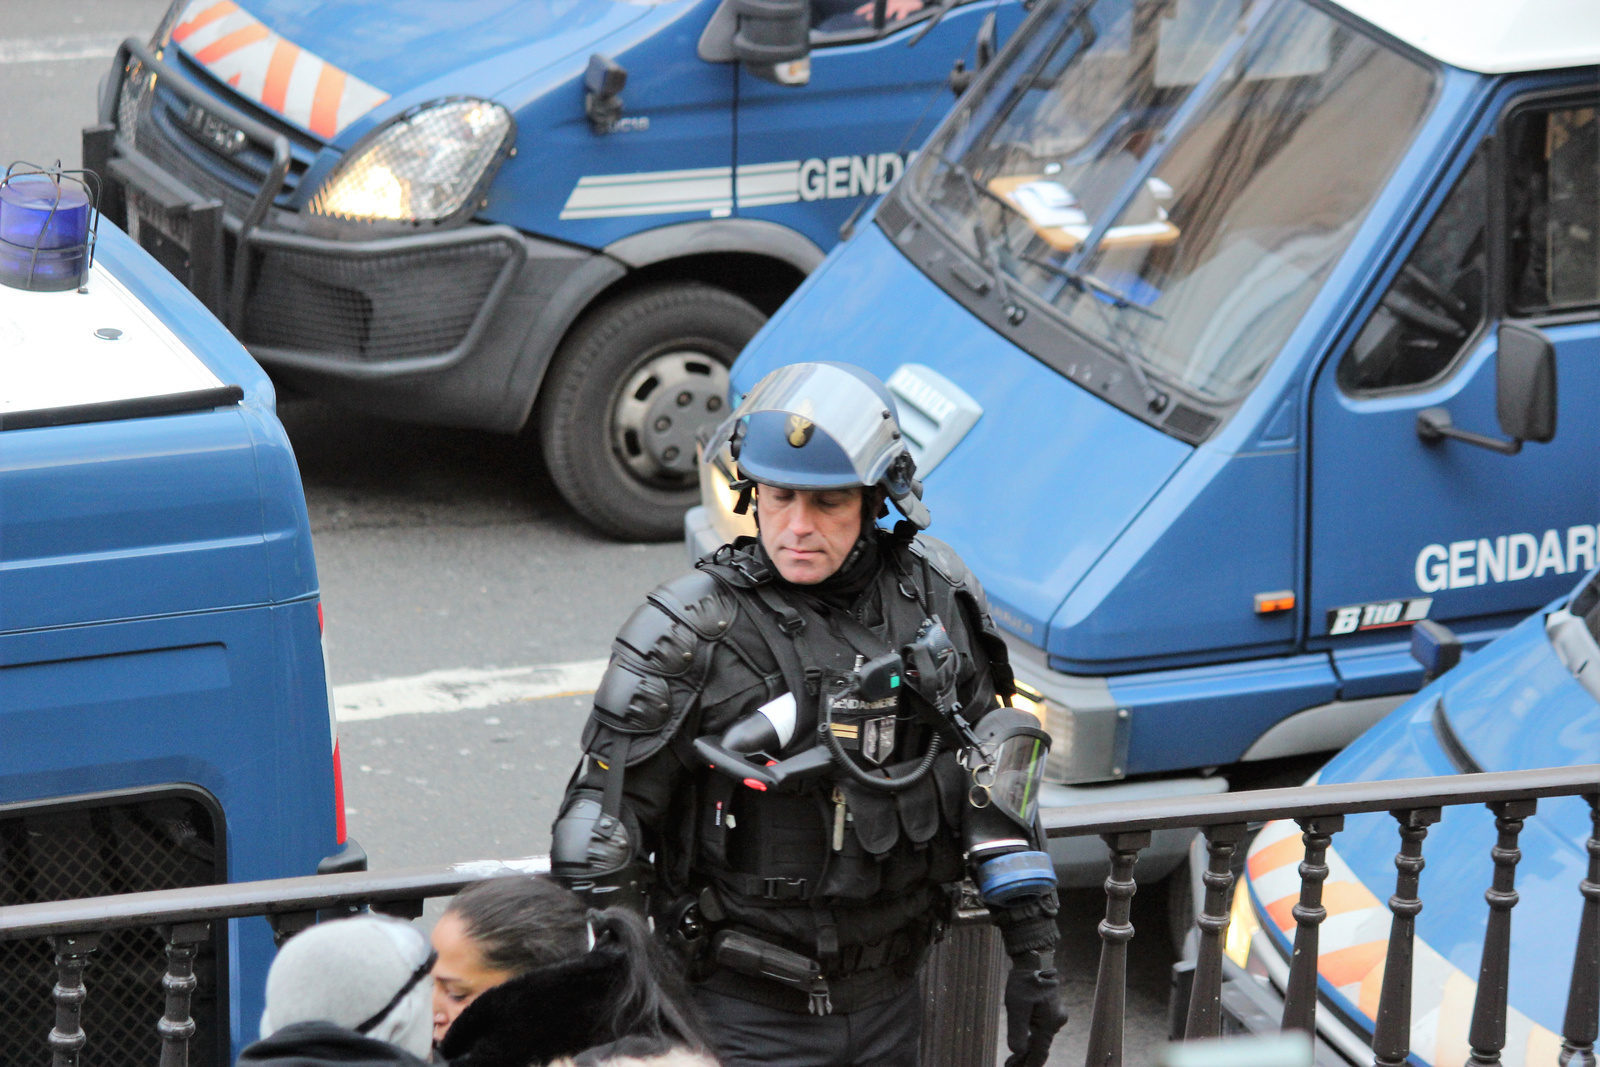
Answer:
[
  {"left": 907, "top": 534, "right": 977, "bottom": 593},
  {"left": 649, "top": 570, "right": 739, "bottom": 641},
  {"left": 594, "top": 572, "right": 740, "bottom": 751},
  {"left": 592, "top": 656, "right": 676, "bottom": 735},
  {"left": 695, "top": 537, "right": 773, "bottom": 589}
]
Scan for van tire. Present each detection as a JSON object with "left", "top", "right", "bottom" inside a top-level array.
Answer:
[{"left": 538, "top": 283, "right": 766, "bottom": 542}]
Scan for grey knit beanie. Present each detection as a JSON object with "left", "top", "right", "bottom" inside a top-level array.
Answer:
[{"left": 259, "top": 915, "right": 434, "bottom": 1060}]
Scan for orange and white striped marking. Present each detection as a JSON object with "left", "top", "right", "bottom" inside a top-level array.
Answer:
[
  {"left": 171, "top": 1, "right": 389, "bottom": 140},
  {"left": 1246, "top": 818, "right": 1560, "bottom": 1066}
]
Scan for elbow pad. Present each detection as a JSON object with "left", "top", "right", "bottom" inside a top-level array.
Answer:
[{"left": 550, "top": 791, "right": 648, "bottom": 912}]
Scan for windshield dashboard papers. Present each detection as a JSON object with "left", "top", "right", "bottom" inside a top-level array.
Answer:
[
  {"left": 1010, "top": 181, "right": 1089, "bottom": 228},
  {"left": 0, "top": 264, "right": 241, "bottom": 430},
  {"left": 993, "top": 175, "right": 1179, "bottom": 253}
]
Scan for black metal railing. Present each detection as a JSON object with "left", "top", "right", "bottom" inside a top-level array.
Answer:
[
  {"left": 1045, "top": 763, "right": 1600, "bottom": 1067},
  {"left": 1, "top": 764, "right": 1596, "bottom": 1066}
]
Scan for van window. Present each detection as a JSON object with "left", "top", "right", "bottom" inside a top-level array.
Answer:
[
  {"left": 812, "top": 0, "right": 934, "bottom": 38},
  {"left": 1508, "top": 104, "right": 1598, "bottom": 314},
  {"left": 903, "top": 0, "right": 1435, "bottom": 409},
  {"left": 1337, "top": 151, "right": 1488, "bottom": 393}
]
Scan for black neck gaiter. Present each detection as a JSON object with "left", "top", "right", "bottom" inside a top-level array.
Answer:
[{"left": 757, "top": 528, "right": 883, "bottom": 612}]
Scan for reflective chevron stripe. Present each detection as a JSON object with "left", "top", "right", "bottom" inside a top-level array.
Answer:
[
  {"left": 172, "top": 0, "right": 388, "bottom": 139},
  {"left": 1246, "top": 818, "right": 1561, "bottom": 1066}
]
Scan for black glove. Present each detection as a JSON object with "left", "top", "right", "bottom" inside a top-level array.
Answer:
[{"left": 1003, "top": 951, "right": 1068, "bottom": 1067}]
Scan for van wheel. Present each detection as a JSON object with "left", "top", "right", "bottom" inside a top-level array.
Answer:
[{"left": 538, "top": 283, "right": 766, "bottom": 541}]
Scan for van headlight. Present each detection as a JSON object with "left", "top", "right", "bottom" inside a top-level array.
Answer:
[
  {"left": 1224, "top": 881, "right": 1262, "bottom": 969},
  {"left": 698, "top": 443, "right": 756, "bottom": 546},
  {"left": 308, "top": 99, "right": 514, "bottom": 224}
]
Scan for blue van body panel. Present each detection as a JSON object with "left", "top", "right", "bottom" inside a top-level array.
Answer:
[
  {"left": 725, "top": 223, "right": 1192, "bottom": 639},
  {"left": 483, "top": 3, "right": 739, "bottom": 248},
  {"left": 1259, "top": 606, "right": 1595, "bottom": 1040},
  {"left": 2, "top": 413, "right": 283, "bottom": 627},
  {"left": 1049, "top": 447, "right": 1300, "bottom": 671},
  {"left": 0, "top": 221, "right": 336, "bottom": 1057},
  {"left": 1110, "top": 652, "right": 1337, "bottom": 773}
]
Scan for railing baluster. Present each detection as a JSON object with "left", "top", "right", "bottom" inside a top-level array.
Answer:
[
  {"left": 1282, "top": 814, "right": 1344, "bottom": 1035},
  {"left": 1085, "top": 829, "right": 1150, "bottom": 1067},
  {"left": 1560, "top": 792, "right": 1600, "bottom": 1067},
  {"left": 1184, "top": 822, "right": 1247, "bottom": 1040},
  {"left": 1371, "top": 806, "right": 1440, "bottom": 1067},
  {"left": 1466, "top": 799, "right": 1535, "bottom": 1066},
  {"left": 158, "top": 921, "right": 210, "bottom": 1067},
  {"left": 48, "top": 931, "right": 101, "bottom": 1067}
]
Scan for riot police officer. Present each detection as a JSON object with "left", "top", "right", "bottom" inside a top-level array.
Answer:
[{"left": 551, "top": 362, "right": 1068, "bottom": 1067}]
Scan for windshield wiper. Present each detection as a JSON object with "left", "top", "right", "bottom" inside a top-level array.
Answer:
[
  {"left": 936, "top": 153, "right": 1027, "bottom": 325},
  {"left": 1013, "top": 252, "right": 1171, "bottom": 414},
  {"left": 933, "top": 153, "right": 1170, "bottom": 413},
  {"left": 1018, "top": 253, "right": 1163, "bottom": 321}
]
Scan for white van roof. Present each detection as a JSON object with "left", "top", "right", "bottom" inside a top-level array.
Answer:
[
  {"left": 2, "top": 263, "right": 227, "bottom": 422},
  {"left": 1340, "top": 0, "right": 1600, "bottom": 74}
]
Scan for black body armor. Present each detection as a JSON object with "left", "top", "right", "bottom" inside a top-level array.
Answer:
[{"left": 551, "top": 530, "right": 1051, "bottom": 1013}]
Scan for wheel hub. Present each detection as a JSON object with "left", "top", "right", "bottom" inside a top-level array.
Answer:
[{"left": 612, "top": 350, "right": 730, "bottom": 484}]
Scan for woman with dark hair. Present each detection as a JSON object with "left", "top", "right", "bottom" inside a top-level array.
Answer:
[{"left": 431, "top": 874, "right": 712, "bottom": 1067}]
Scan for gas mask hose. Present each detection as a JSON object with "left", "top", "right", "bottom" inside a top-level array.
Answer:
[{"left": 816, "top": 718, "right": 942, "bottom": 792}]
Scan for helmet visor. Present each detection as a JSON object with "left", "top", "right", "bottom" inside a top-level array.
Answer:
[
  {"left": 703, "top": 363, "right": 904, "bottom": 488},
  {"left": 987, "top": 732, "right": 1048, "bottom": 826}
]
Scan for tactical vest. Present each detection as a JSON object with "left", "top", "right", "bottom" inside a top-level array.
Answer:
[{"left": 680, "top": 534, "right": 1008, "bottom": 969}]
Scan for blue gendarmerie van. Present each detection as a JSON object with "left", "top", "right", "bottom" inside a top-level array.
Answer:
[
  {"left": 688, "top": 0, "right": 1600, "bottom": 886},
  {"left": 0, "top": 171, "right": 352, "bottom": 1065}
]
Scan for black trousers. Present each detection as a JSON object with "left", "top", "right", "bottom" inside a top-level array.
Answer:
[{"left": 693, "top": 980, "right": 923, "bottom": 1067}]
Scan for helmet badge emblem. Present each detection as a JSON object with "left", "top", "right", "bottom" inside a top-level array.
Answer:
[{"left": 786, "top": 415, "right": 815, "bottom": 448}]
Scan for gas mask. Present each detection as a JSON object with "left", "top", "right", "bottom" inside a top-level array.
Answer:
[{"left": 962, "top": 708, "right": 1055, "bottom": 906}]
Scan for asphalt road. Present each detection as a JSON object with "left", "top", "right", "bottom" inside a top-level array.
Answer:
[{"left": 3, "top": 6, "right": 1178, "bottom": 1060}]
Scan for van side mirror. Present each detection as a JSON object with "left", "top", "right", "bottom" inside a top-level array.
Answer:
[
  {"left": 948, "top": 11, "right": 998, "bottom": 95},
  {"left": 1495, "top": 321, "right": 1557, "bottom": 444},
  {"left": 1416, "top": 322, "right": 1557, "bottom": 455},
  {"left": 732, "top": 0, "right": 811, "bottom": 85}
]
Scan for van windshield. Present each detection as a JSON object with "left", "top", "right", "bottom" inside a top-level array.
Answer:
[{"left": 903, "top": 0, "right": 1435, "bottom": 407}]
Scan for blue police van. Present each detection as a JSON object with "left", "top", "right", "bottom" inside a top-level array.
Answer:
[
  {"left": 1218, "top": 564, "right": 1600, "bottom": 1065},
  {"left": 83, "top": 0, "right": 1028, "bottom": 542},
  {"left": 0, "top": 170, "right": 349, "bottom": 1065},
  {"left": 688, "top": 0, "right": 1600, "bottom": 884}
]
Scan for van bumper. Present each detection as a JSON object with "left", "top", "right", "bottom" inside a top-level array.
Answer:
[{"left": 1039, "top": 776, "right": 1227, "bottom": 888}]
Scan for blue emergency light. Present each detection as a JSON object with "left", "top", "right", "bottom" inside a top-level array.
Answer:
[{"left": 0, "top": 165, "right": 97, "bottom": 292}]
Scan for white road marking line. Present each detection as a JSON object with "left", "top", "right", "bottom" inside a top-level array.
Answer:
[
  {"left": 334, "top": 659, "right": 608, "bottom": 722},
  {"left": 0, "top": 34, "right": 127, "bottom": 65}
]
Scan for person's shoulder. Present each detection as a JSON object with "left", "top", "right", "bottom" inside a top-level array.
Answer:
[
  {"left": 692, "top": 535, "right": 770, "bottom": 590},
  {"left": 901, "top": 532, "right": 979, "bottom": 591}
]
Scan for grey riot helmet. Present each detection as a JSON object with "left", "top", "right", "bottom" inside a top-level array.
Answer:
[{"left": 702, "top": 362, "right": 930, "bottom": 529}]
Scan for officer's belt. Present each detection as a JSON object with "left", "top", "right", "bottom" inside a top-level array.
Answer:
[{"left": 699, "top": 955, "right": 910, "bottom": 1015}]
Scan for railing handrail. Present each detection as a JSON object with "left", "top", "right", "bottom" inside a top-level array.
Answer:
[
  {"left": 0, "top": 857, "right": 550, "bottom": 942},
  {"left": 5, "top": 765, "right": 1593, "bottom": 942},
  {"left": 1042, "top": 763, "right": 1600, "bottom": 837}
]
